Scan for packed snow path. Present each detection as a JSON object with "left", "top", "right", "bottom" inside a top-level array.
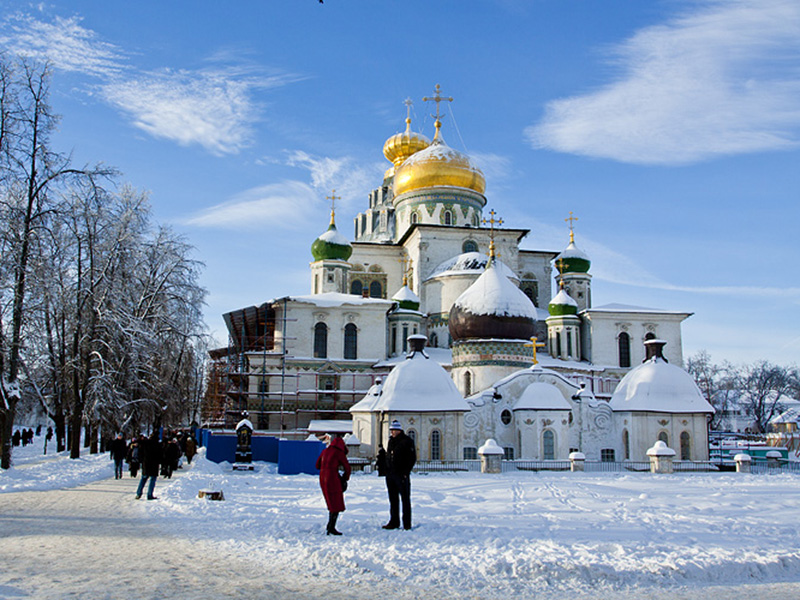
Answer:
[{"left": 0, "top": 474, "right": 397, "bottom": 600}]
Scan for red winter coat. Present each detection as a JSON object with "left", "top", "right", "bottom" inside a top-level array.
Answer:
[{"left": 316, "top": 437, "right": 351, "bottom": 513}]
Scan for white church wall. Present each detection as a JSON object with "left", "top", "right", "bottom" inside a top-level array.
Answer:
[{"left": 617, "top": 412, "right": 710, "bottom": 461}]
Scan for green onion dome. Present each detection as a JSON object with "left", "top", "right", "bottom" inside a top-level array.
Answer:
[
  {"left": 548, "top": 288, "right": 579, "bottom": 316},
  {"left": 311, "top": 216, "right": 352, "bottom": 261},
  {"left": 392, "top": 285, "right": 421, "bottom": 311},
  {"left": 555, "top": 239, "right": 591, "bottom": 274}
]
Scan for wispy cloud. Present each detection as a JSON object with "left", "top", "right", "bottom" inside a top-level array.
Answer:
[
  {"left": 284, "top": 150, "right": 382, "bottom": 211},
  {"left": 526, "top": 0, "right": 800, "bottom": 165},
  {"left": 0, "top": 12, "right": 297, "bottom": 155},
  {"left": 183, "top": 181, "right": 319, "bottom": 230}
]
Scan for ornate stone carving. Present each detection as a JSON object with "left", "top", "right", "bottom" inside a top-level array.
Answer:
[{"left": 658, "top": 419, "right": 669, "bottom": 426}]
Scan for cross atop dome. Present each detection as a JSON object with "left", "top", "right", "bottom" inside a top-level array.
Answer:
[
  {"left": 423, "top": 84, "right": 453, "bottom": 141},
  {"left": 565, "top": 211, "right": 578, "bottom": 243},
  {"left": 327, "top": 189, "right": 341, "bottom": 225},
  {"left": 482, "top": 209, "right": 504, "bottom": 259}
]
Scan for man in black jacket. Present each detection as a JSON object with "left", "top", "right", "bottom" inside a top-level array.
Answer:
[
  {"left": 383, "top": 420, "right": 416, "bottom": 530},
  {"left": 135, "top": 432, "right": 163, "bottom": 500},
  {"left": 110, "top": 433, "right": 127, "bottom": 479}
]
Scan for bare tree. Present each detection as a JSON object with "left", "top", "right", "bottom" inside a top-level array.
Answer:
[
  {"left": 739, "top": 361, "right": 799, "bottom": 433},
  {"left": 686, "top": 350, "right": 739, "bottom": 430}
]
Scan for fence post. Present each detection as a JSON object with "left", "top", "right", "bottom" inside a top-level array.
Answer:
[
  {"left": 766, "top": 450, "right": 782, "bottom": 469},
  {"left": 734, "top": 453, "right": 751, "bottom": 473},
  {"left": 478, "top": 439, "right": 504, "bottom": 474},
  {"left": 569, "top": 451, "right": 585, "bottom": 472},
  {"left": 646, "top": 440, "right": 675, "bottom": 474}
]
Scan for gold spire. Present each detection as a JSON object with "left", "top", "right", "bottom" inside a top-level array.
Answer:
[
  {"left": 399, "top": 254, "right": 409, "bottom": 286},
  {"left": 565, "top": 211, "right": 578, "bottom": 244},
  {"left": 423, "top": 84, "right": 453, "bottom": 142},
  {"left": 326, "top": 190, "right": 341, "bottom": 226},
  {"left": 555, "top": 257, "right": 568, "bottom": 289},
  {"left": 482, "top": 209, "right": 504, "bottom": 261}
]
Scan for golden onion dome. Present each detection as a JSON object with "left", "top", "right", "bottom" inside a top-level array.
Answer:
[
  {"left": 383, "top": 117, "right": 431, "bottom": 167},
  {"left": 393, "top": 120, "right": 486, "bottom": 197}
]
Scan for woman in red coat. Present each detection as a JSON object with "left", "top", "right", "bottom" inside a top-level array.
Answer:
[{"left": 315, "top": 435, "right": 351, "bottom": 535}]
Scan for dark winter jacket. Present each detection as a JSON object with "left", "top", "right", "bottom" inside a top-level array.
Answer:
[
  {"left": 140, "top": 435, "right": 163, "bottom": 477},
  {"left": 315, "top": 437, "right": 351, "bottom": 513},
  {"left": 110, "top": 437, "right": 127, "bottom": 461},
  {"left": 387, "top": 431, "right": 416, "bottom": 477}
]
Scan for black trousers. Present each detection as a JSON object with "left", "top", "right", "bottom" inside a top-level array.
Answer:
[{"left": 386, "top": 472, "right": 412, "bottom": 529}]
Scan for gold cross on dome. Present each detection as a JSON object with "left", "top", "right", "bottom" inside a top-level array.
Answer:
[
  {"left": 326, "top": 190, "right": 341, "bottom": 223},
  {"left": 423, "top": 84, "right": 453, "bottom": 122},
  {"left": 524, "top": 337, "right": 547, "bottom": 365},
  {"left": 565, "top": 211, "right": 578, "bottom": 243},
  {"left": 482, "top": 209, "right": 504, "bottom": 259},
  {"left": 555, "top": 258, "right": 568, "bottom": 288}
]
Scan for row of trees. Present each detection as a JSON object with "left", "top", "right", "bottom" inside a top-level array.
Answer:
[
  {"left": 0, "top": 58, "right": 207, "bottom": 468},
  {"left": 686, "top": 351, "right": 800, "bottom": 433}
]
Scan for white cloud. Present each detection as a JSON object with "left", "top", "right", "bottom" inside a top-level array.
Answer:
[
  {"left": 526, "top": 0, "right": 800, "bottom": 165},
  {"left": 183, "top": 181, "right": 319, "bottom": 230},
  {"left": 0, "top": 14, "right": 124, "bottom": 77},
  {"left": 102, "top": 67, "right": 281, "bottom": 155},
  {"left": 284, "top": 150, "right": 383, "bottom": 211}
]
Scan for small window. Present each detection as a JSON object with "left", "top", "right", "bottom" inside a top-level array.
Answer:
[
  {"left": 658, "top": 431, "right": 669, "bottom": 445},
  {"left": 601, "top": 448, "right": 616, "bottom": 462},
  {"left": 407, "top": 429, "right": 417, "bottom": 448},
  {"left": 313, "top": 323, "right": 328, "bottom": 359},
  {"left": 444, "top": 210, "right": 453, "bottom": 225},
  {"left": 503, "top": 447, "right": 515, "bottom": 460},
  {"left": 429, "top": 332, "right": 438, "bottom": 348},
  {"left": 645, "top": 332, "right": 656, "bottom": 341},
  {"left": 464, "top": 371, "right": 472, "bottom": 397},
  {"left": 410, "top": 212, "right": 419, "bottom": 225},
  {"left": 462, "top": 240, "right": 478, "bottom": 253},
  {"left": 623, "top": 429, "right": 630, "bottom": 460},
  {"left": 344, "top": 323, "right": 357, "bottom": 360},
  {"left": 500, "top": 409, "right": 512, "bottom": 425},
  {"left": 350, "top": 280, "right": 363, "bottom": 296},
  {"left": 369, "top": 280, "right": 382, "bottom": 298},
  {"left": 543, "top": 430, "right": 555, "bottom": 460},
  {"left": 680, "top": 432, "right": 691, "bottom": 460},
  {"left": 618, "top": 332, "right": 631, "bottom": 368},
  {"left": 463, "top": 447, "right": 478, "bottom": 460},
  {"left": 430, "top": 430, "right": 441, "bottom": 460}
]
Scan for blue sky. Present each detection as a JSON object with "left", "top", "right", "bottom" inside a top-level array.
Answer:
[{"left": 1, "top": 0, "right": 798, "bottom": 366}]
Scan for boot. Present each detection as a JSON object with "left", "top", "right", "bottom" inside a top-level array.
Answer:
[{"left": 326, "top": 511, "right": 342, "bottom": 536}]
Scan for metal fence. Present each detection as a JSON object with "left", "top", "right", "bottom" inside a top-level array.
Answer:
[{"left": 750, "top": 459, "right": 800, "bottom": 475}]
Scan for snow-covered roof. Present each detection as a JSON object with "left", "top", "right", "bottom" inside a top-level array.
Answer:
[
  {"left": 513, "top": 382, "right": 572, "bottom": 411},
  {"left": 392, "top": 285, "right": 420, "bottom": 303},
  {"left": 426, "top": 252, "right": 518, "bottom": 282},
  {"left": 317, "top": 227, "right": 351, "bottom": 247},
  {"left": 452, "top": 262, "right": 537, "bottom": 320},
  {"left": 374, "top": 347, "right": 452, "bottom": 368},
  {"left": 349, "top": 379, "right": 384, "bottom": 412},
  {"left": 586, "top": 303, "right": 690, "bottom": 315},
  {"left": 278, "top": 292, "right": 393, "bottom": 308},
  {"left": 371, "top": 352, "right": 470, "bottom": 413},
  {"left": 550, "top": 289, "right": 578, "bottom": 307},
  {"left": 559, "top": 240, "right": 589, "bottom": 261},
  {"left": 771, "top": 405, "right": 800, "bottom": 425},
  {"left": 609, "top": 358, "right": 714, "bottom": 414},
  {"left": 307, "top": 420, "right": 353, "bottom": 434}
]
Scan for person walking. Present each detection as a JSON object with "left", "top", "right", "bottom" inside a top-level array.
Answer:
[
  {"left": 383, "top": 420, "right": 416, "bottom": 531},
  {"left": 110, "top": 433, "right": 127, "bottom": 479},
  {"left": 184, "top": 434, "right": 197, "bottom": 464},
  {"left": 135, "top": 432, "right": 163, "bottom": 500},
  {"left": 315, "top": 434, "right": 351, "bottom": 536}
]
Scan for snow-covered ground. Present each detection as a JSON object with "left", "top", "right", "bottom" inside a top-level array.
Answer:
[{"left": 3, "top": 444, "right": 800, "bottom": 599}]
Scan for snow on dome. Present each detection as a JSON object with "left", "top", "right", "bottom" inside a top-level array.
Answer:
[
  {"left": 372, "top": 352, "right": 470, "bottom": 413},
  {"left": 318, "top": 227, "right": 351, "bottom": 247},
  {"left": 392, "top": 285, "right": 420, "bottom": 308},
  {"left": 426, "top": 252, "right": 518, "bottom": 282},
  {"left": 478, "top": 438, "right": 504, "bottom": 455},
  {"left": 513, "top": 382, "right": 571, "bottom": 411},
  {"left": 609, "top": 359, "right": 714, "bottom": 414},
  {"left": 646, "top": 440, "right": 676, "bottom": 457},
  {"left": 452, "top": 262, "right": 537, "bottom": 320},
  {"left": 550, "top": 289, "right": 578, "bottom": 307},
  {"left": 561, "top": 240, "right": 589, "bottom": 261},
  {"left": 343, "top": 433, "right": 360, "bottom": 446},
  {"left": 236, "top": 419, "right": 254, "bottom": 431},
  {"left": 349, "top": 379, "right": 384, "bottom": 413}
]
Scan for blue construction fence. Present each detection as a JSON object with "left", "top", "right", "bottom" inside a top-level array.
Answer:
[{"left": 197, "top": 429, "right": 325, "bottom": 475}]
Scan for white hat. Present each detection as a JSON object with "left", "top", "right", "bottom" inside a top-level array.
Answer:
[{"left": 389, "top": 419, "right": 402, "bottom": 431}]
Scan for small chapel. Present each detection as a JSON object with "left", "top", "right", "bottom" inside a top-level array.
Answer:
[{"left": 208, "top": 86, "right": 713, "bottom": 462}]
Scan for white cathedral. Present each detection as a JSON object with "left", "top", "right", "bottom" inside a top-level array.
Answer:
[{"left": 216, "top": 88, "right": 713, "bottom": 463}]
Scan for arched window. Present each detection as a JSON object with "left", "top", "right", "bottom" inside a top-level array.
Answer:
[
  {"left": 410, "top": 212, "right": 419, "bottom": 225},
  {"left": 618, "top": 332, "right": 631, "bottom": 368},
  {"left": 313, "top": 323, "right": 328, "bottom": 359},
  {"left": 464, "top": 371, "right": 472, "bottom": 396},
  {"left": 314, "top": 274, "right": 319, "bottom": 294},
  {"left": 644, "top": 332, "right": 656, "bottom": 341},
  {"left": 430, "top": 429, "right": 442, "bottom": 460},
  {"left": 543, "top": 430, "right": 555, "bottom": 460},
  {"left": 350, "top": 280, "right": 363, "bottom": 296},
  {"left": 680, "top": 432, "right": 691, "bottom": 460},
  {"left": 369, "top": 280, "right": 382, "bottom": 298},
  {"left": 443, "top": 210, "right": 453, "bottom": 225},
  {"left": 344, "top": 323, "right": 357, "bottom": 360},
  {"left": 622, "top": 429, "right": 630, "bottom": 460},
  {"left": 429, "top": 332, "right": 438, "bottom": 348},
  {"left": 407, "top": 428, "right": 417, "bottom": 449},
  {"left": 556, "top": 332, "right": 562, "bottom": 357},
  {"left": 566, "top": 330, "right": 573, "bottom": 358},
  {"left": 462, "top": 240, "right": 478, "bottom": 253},
  {"left": 658, "top": 431, "right": 669, "bottom": 445}
]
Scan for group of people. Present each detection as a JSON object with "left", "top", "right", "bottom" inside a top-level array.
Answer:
[
  {"left": 12, "top": 427, "right": 38, "bottom": 447},
  {"left": 316, "top": 419, "right": 416, "bottom": 536},
  {"left": 107, "top": 429, "right": 197, "bottom": 499}
]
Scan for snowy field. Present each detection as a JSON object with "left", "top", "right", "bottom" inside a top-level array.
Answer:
[{"left": 3, "top": 442, "right": 800, "bottom": 599}]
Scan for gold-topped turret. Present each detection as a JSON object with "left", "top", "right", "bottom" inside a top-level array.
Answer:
[
  {"left": 383, "top": 98, "right": 431, "bottom": 180},
  {"left": 393, "top": 85, "right": 486, "bottom": 197}
]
